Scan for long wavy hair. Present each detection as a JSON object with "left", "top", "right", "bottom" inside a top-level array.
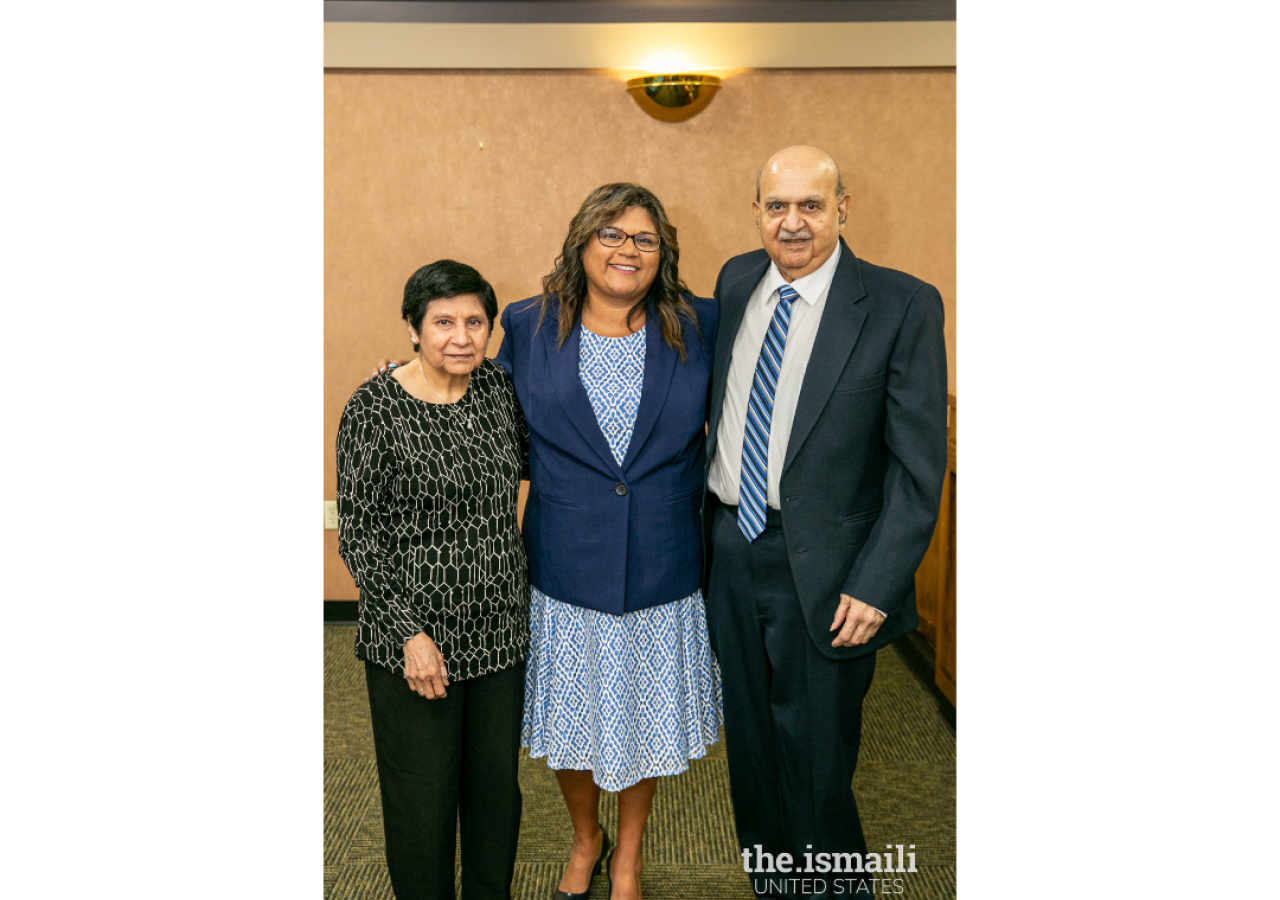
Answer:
[{"left": 537, "top": 183, "right": 699, "bottom": 362}]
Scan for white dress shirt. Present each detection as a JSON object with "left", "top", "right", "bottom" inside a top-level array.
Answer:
[{"left": 709, "top": 243, "right": 842, "bottom": 509}]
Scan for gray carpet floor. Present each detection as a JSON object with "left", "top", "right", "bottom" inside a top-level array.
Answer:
[{"left": 324, "top": 625, "right": 955, "bottom": 899}]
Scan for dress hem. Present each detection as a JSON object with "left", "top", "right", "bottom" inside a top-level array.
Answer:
[{"left": 522, "top": 735, "right": 721, "bottom": 792}]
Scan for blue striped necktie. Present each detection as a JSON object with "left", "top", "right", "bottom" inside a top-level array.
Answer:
[{"left": 738, "top": 284, "right": 798, "bottom": 541}]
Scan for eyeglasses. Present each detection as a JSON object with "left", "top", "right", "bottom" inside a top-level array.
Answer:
[{"left": 595, "top": 226, "right": 661, "bottom": 253}]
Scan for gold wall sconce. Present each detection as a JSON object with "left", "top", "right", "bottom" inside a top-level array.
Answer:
[{"left": 625, "top": 74, "right": 722, "bottom": 122}]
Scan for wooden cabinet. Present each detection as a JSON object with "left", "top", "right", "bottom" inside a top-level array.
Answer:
[{"left": 913, "top": 393, "right": 956, "bottom": 704}]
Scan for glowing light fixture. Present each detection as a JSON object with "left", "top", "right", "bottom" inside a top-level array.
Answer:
[{"left": 625, "top": 74, "right": 722, "bottom": 123}]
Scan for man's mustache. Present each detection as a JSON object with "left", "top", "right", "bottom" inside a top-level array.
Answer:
[{"left": 778, "top": 229, "right": 812, "bottom": 241}]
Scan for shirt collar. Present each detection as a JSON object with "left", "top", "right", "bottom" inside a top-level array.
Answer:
[{"left": 763, "top": 241, "right": 842, "bottom": 307}]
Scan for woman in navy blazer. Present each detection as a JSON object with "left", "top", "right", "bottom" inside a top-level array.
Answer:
[{"left": 496, "top": 183, "right": 721, "bottom": 900}]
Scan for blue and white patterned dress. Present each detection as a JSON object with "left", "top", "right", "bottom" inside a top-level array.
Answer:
[{"left": 522, "top": 326, "right": 723, "bottom": 791}]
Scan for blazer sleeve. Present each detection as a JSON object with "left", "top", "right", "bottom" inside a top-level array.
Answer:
[
  {"left": 841, "top": 282, "right": 949, "bottom": 614},
  {"left": 697, "top": 295, "right": 719, "bottom": 356},
  {"left": 690, "top": 294, "right": 718, "bottom": 417},
  {"left": 493, "top": 306, "right": 530, "bottom": 478},
  {"left": 336, "top": 392, "right": 422, "bottom": 647},
  {"left": 494, "top": 302, "right": 516, "bottom": 376}
]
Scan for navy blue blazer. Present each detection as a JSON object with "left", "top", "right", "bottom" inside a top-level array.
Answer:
[{"left": 495, "top": 294, "right": 718, "bottom": 615}]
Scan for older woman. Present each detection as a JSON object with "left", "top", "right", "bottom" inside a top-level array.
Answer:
[
  {"left": 496, "top": 183, "right": 721, "bottom": 900},
  {"left": 337, "top": 259, "right": 529, "bottom": 900}
]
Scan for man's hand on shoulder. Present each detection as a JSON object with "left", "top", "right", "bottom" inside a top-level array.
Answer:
[
  {"left": 363, "top": 358, "right": 412, "bottom": 383},
  {"left": 830, "top": 594, "right": 885, "bottom": 648}
]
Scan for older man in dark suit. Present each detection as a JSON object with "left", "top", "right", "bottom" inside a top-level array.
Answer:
[{"left": 704, "top": 145, "right": 948, "bottom": 899}]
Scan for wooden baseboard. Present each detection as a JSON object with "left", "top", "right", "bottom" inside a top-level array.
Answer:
[
  {"left": 324, "top": 600, "right": 359, "bottom": 623},
  {"left": 893, "top": 631, "right": 956, "bottom": 729},
  {"left": 935, "top": 665, "right": 956, "bottom": 707}
]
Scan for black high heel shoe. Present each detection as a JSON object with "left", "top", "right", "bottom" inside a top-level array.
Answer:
[{"left": 552, "top": 824, "right": 611, "bottom": 900}]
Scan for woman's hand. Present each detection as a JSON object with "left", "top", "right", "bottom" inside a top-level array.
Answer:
[
  {"left": 363, "top": 359, "right": 412, "bottom": 383},
  {"left": 403, "top": 632, "right": 450, "bottom": 699}
]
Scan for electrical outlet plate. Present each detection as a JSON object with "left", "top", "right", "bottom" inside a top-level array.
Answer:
[{"left": 324, "top": 500, "right": 339, "bottom": 530}]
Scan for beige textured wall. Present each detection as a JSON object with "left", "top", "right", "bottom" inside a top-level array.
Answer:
[{"left": 325, "top": 67, "right": 955, "bottom": 599}]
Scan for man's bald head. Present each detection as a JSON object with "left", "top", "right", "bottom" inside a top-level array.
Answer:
[
  {"left": 752, "top": 145, "right": 851, "bottom": 282},
  {"left": 756, "top": 145, "right": 845, "bottom": 203}
]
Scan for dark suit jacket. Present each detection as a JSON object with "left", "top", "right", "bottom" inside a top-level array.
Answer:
[
  {"left": 704, "top": 239, "right": 948, "bottom": 659},
  {"left": 496, "top": 294, "right": 719, "bottom": 615}
]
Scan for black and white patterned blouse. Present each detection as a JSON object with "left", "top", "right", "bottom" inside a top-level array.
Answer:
[{"left": 336, "top": 359, "right": 530, "bottom": 680}]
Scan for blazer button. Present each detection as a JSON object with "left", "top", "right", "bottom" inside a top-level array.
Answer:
[
  {"left": 796, "top": 547, "right": 808, "bottom": 553},
  {"left": 614, "top": 482, "right": 628, "bottom": 496}
]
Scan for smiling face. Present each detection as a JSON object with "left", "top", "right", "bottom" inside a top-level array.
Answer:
[
  {"left": 409, "top": 293, "right": 491, "bottom": 379},
  {"left": 581, "top": 205, "right": 660, "bottom": 308},
  {"left": 753, "top": 147, "right": 851, "bottom": 282}
]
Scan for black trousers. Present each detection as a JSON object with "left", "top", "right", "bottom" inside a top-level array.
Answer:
[
  {"left": 364, "top": 659, "right": 525, "bottom": 900},
  {"left": 706, "top": 504, "right": 877, "bottom": 900}
]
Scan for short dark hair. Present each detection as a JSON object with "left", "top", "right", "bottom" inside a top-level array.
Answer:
[{"left": 402, "top": 260, "right": 498, "bottom": 344}]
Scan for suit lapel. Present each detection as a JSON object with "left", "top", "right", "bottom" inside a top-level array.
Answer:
[
  {"left": 621, "top": 309, "right": 676, "bottom": 471},
  {"left": 783, "top": 241, "right": 868, "bottom": 473},
  {"left": 707, "top": 254, "right": 771, "bottom": 462},
  {"left": 539, "top": 315, "right": 625, "bottom": 478}
]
